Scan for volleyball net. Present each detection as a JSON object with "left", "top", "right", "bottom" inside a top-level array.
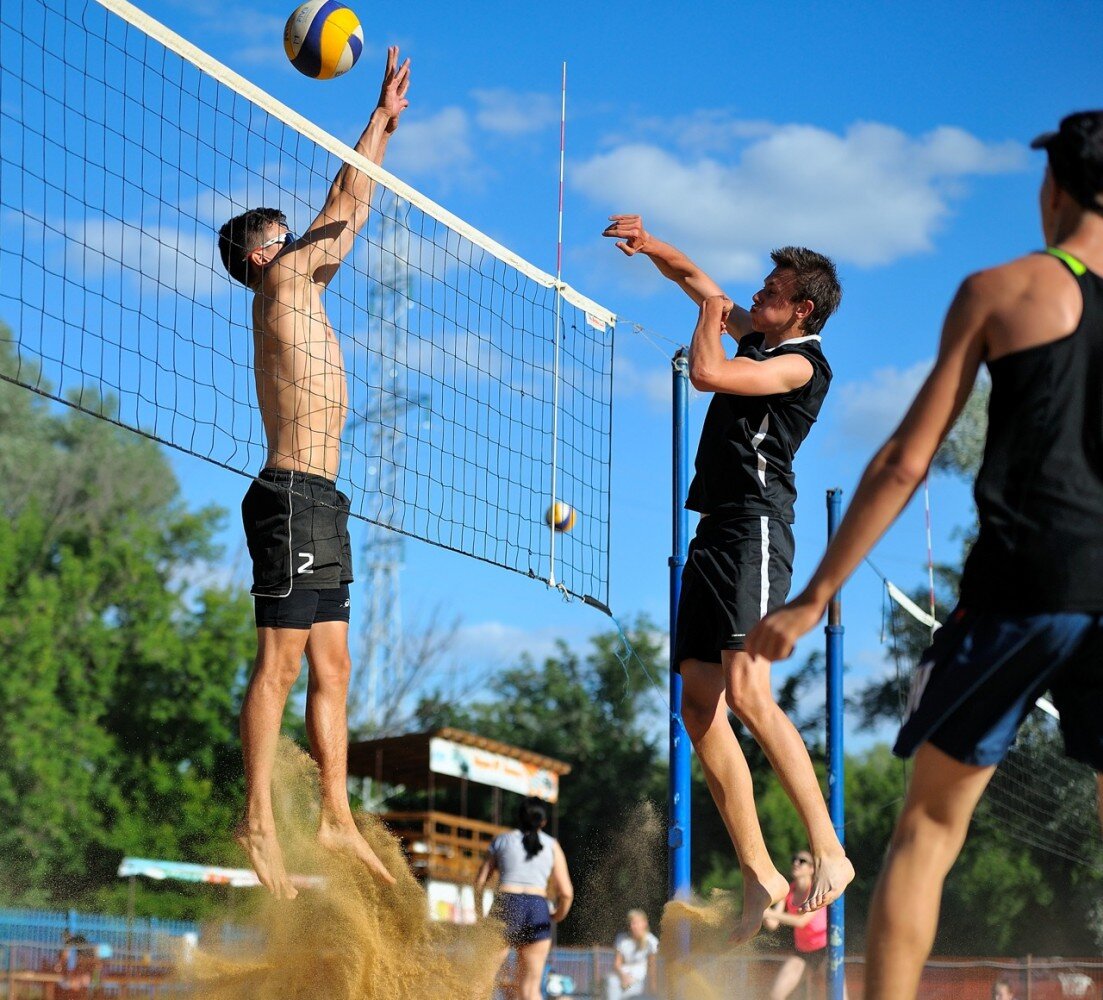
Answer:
[{"left": 0, "top": 0, "right": 615, "bottom": 608}]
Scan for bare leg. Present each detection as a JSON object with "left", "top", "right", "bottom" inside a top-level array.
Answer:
[
  {"left": 305, "top": 620, "right": 395, "bottom": 885},
  {"left": 769, "top": 955, "right": 807, "bottom": 1000},
  {"left": 491, "top": 947, "right": 515, "bottom": 1000},
  {"left": 865, "top": 743, "right": 995, "bottom": 1000},
  {"left": 515, "top": 939, "right": 553, "bottom": 1000},
  {"left": 239, "top": 626, "right": 310, "bottom": 899},
  {"left": 724, "top": 649, "right": 854, "bottom": 913},
  {"left": 680, "top": 660, "right": 789, "bottom": 943}
]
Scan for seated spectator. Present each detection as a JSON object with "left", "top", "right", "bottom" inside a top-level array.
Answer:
[
  {"left": 55, "top": 933, "right": 98, "bottom": 997},
  {"left": 606, "top": 909, "right": 659, "bottom": 1000}
]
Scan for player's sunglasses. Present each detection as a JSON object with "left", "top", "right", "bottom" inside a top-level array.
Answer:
[
  {"left": 792, "top": 856, "right": 812, "bottom": 866},
  {"left": 247, "top": 230, "right": 297, "bottom": 258}
]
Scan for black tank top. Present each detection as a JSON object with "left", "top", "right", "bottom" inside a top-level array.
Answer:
[
  {"left": 959, "top": 248, "right": 1103, "bottom": 613},
  {"left": 685, "top": 333, "right": 831, "bottom": 523}
]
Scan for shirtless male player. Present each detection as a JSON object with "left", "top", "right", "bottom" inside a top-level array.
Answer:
[
  {"left": 217, "top": 47, "right": 410, "bottom": 899},
  {"left": 748, "top": 110, "right": 1103, "bottom": 998},
  {"left": 603, "top": 217, "right": 853, "bottom": 940}
]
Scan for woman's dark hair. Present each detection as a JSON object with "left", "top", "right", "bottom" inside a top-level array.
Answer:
[{"left": 517, "top": 796, "right": 548, "bottom": 859}]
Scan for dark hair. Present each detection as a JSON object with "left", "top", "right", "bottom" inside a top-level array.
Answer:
[
  {"left": 517, "top": 796, "right": 548, "bottom": 859},
  {"left": 769, "top": 246, "right": 842, "bottom": 337},
  {"left": 217, "top": 207, "right": 288, "bottom": 287},
  {"left": 1031, "top": 110, "right": 1103, "bottom": 213}
]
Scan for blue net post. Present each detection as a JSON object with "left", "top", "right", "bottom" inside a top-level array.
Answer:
[
  {"left": 825, "top": 488, "right": 846, "bottom": 999},
  {"left": 669, "top": 348, "right": 692, "bottom": 900}
]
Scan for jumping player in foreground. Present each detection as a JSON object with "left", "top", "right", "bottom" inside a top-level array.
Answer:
[
  {"left": 603, "top": 217, "right": 852, "bottom": 940},
  {"left": 747, "top": 110, "right": 1103, "bottom": 998},
  {"left": 217, "top": 48, "right": 411, "bottom": 899}
]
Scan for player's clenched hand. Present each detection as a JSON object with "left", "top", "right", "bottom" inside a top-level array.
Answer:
[
  {"left": 745, "top": 594, "right": 827, "bottom": 662},
  {"left": 602, "top": 214, "right": 652, "bottom": 256},
  {"left": 378, "top": 46, "right": 411, "bottom": 133}
]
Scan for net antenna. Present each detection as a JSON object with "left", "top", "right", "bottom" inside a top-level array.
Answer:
[
  {"left": 547, "top": 61, "right": 567, "bottom": 590},
  {"left": 0, "top": 0, "right": 617, "bottom": 610}
]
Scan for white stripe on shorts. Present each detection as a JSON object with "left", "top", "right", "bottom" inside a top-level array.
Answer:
[{"left": 759, "top": 515, "right": 770, "bottom": 619}]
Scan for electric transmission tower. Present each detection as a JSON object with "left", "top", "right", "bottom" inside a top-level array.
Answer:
[{"left": 350, "top": 211, "right": 416, "bottom": 736}]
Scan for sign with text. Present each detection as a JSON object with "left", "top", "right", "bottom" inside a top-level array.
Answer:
[{"left": 428, "top": 737, "right": 559, "bottom": 802}]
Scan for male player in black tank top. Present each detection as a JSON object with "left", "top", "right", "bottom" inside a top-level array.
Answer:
[
  {"left": 603, "top": 218, "right": 851, "bottom": 941},
  {"left": 748, "top": 110, "right": 1103, "bottom": 999}
]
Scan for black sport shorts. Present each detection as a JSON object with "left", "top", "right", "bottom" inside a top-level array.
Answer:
[
  {"left": 241, "top": 468, "right": 354, "bottom": 599},
  {"left": 254, "top": 585, "right": 351, "bottom": 630},
  {"left": 673, "top": 514, "right": 794, "bottom": 668}
]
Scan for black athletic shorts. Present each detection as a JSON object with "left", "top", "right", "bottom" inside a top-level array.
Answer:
[
  {"left": 242, "top": 467, "right": 354, "bottom": 604},
  {"left": 254, "top": 584, "right": 351, "bottom": 630},
  {"left": 797, "top": 947, "right": 826, "bottom": 972},
  {"left": 673, "top": 514, "right": 794, "bottom": 668}
]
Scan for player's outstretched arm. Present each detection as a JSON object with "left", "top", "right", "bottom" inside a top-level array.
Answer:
[
  {"left": 746, "top": 275, "right": 991, "bottom": 661},
  {"left": 298, "top": 46, "right": 411, "bottom": 285},
  {"left": 602, "top": 214, "right": 752, "bottom": 339}
]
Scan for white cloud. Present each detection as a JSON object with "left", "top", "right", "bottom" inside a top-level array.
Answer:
[
  {"left": 836, "top": 359, "right": 931, "bottom": 447},
  {"left": 572, "top": 119, "right": 1026, "bottom": 282},
  {"left": 615, "top": 354, "right": 673, "bottom": 409},
  {"left": 385, "top": 107, "right": 484, "bottom": 189},
  {"left": 64, "top": 216, "right": 224, "bottom": 302},
  {"left": 451, "top": 620, "right": 575, "bottom": 671},
  {"left": 471, "top": 89, "right": 559, "bottom": 136}
]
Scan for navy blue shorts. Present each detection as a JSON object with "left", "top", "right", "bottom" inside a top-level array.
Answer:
[
  {"left": 894, "top": 607, "right": 1103, "bottom": 769},
  {"left": 491, "top": 892, "right": 552, "bottom": 947}
]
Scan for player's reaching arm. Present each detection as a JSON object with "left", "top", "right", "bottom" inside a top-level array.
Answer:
[
  {"left": 745, "top": 274, "right": 991, "bottom": 661},
  {"left": 549, "top": 841, "right": 574, "bottom": 923},
  {"left": 293, "top": 46, "right": 410, "bottom": 286},
  {"left": 602, "top": 213, "right": 753, "bottom": 339},
  {"left": 472, "top": 849, "right": 498, "bottom": 920},
  {"left": 689, "top": 295, "right": 813, "bottom": 395}
]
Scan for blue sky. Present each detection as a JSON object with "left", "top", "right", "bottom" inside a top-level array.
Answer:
[{"left": 5, "top": 0, "right": 1101, "bottom": 745}]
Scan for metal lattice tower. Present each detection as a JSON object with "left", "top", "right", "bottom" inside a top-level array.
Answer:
[{"left": 351, "top": 212, "right": 414, "bottom": 736}]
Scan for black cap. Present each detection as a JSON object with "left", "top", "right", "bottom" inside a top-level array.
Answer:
[{"left": 1030, "top": 110, "right": 1103, "bottom": 211}]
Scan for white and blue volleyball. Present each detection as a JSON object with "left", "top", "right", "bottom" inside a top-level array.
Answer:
[
  {"left": 545, "top": 501, "right": 577, "bottom": 533},
  {"left": 284, "top": 1, "right": 364, "bottom": 81}
]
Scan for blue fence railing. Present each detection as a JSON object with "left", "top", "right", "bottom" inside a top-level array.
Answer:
[{"left": 0, "top": 908, "right": 198, "bottom": 959}]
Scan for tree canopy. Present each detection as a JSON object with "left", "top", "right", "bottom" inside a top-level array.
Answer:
[{"left": 0, "top": 334, "right": 256, "bottom": 918}]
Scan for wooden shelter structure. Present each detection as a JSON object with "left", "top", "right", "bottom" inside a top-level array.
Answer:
[{"left": 348, "top": 728, "right": 571, "bottom": 922}]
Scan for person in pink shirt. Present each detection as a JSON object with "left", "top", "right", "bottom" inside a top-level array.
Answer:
[{"left": 762, "top": 851, "right": 846, "bottom": 999}]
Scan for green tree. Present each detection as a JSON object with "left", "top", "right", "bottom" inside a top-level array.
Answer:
[{"left": 0, "top": 333, "right": 257, "bottom": 919}]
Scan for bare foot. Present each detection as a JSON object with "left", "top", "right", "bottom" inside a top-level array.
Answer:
[
  {"left": 730, "top": 867, "right": 789, "bottom": 945},
  {"left": 800, "top": 852, "right": 855, "bottom": 912},
  {"left": 318, "top": 818, "right": 397, "bottom": 886},
  {"left": 236, "top": 823, "right": 298, "bottom": 900}
]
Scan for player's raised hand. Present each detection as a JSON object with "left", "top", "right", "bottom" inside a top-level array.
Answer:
[
  {"left": 602, "top": 214, "right": 652, "bottom": 256},
  {"left": 703, "top": 294, "right": 733, "bottom": 317},
  {"left": 745, "top": 593, "right": 827, "bottom": 662},
  {"left": 378, "top": 45, "right": 411, "bottom": 133}
]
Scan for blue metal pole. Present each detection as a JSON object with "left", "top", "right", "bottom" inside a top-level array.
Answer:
[
  {"left": 669, "top": 348, "right": 692, "bottom": 900},
  {"left": 825, "top": 488, "right": 846, "bottom": 999}
]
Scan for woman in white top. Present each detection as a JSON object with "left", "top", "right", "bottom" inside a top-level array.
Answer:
[
  {"left": 607, "top": 909, "right": 659, "bottom": 999},
  {"left": 475, "top": 796, "right": 574, "bottom": 1000}
]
